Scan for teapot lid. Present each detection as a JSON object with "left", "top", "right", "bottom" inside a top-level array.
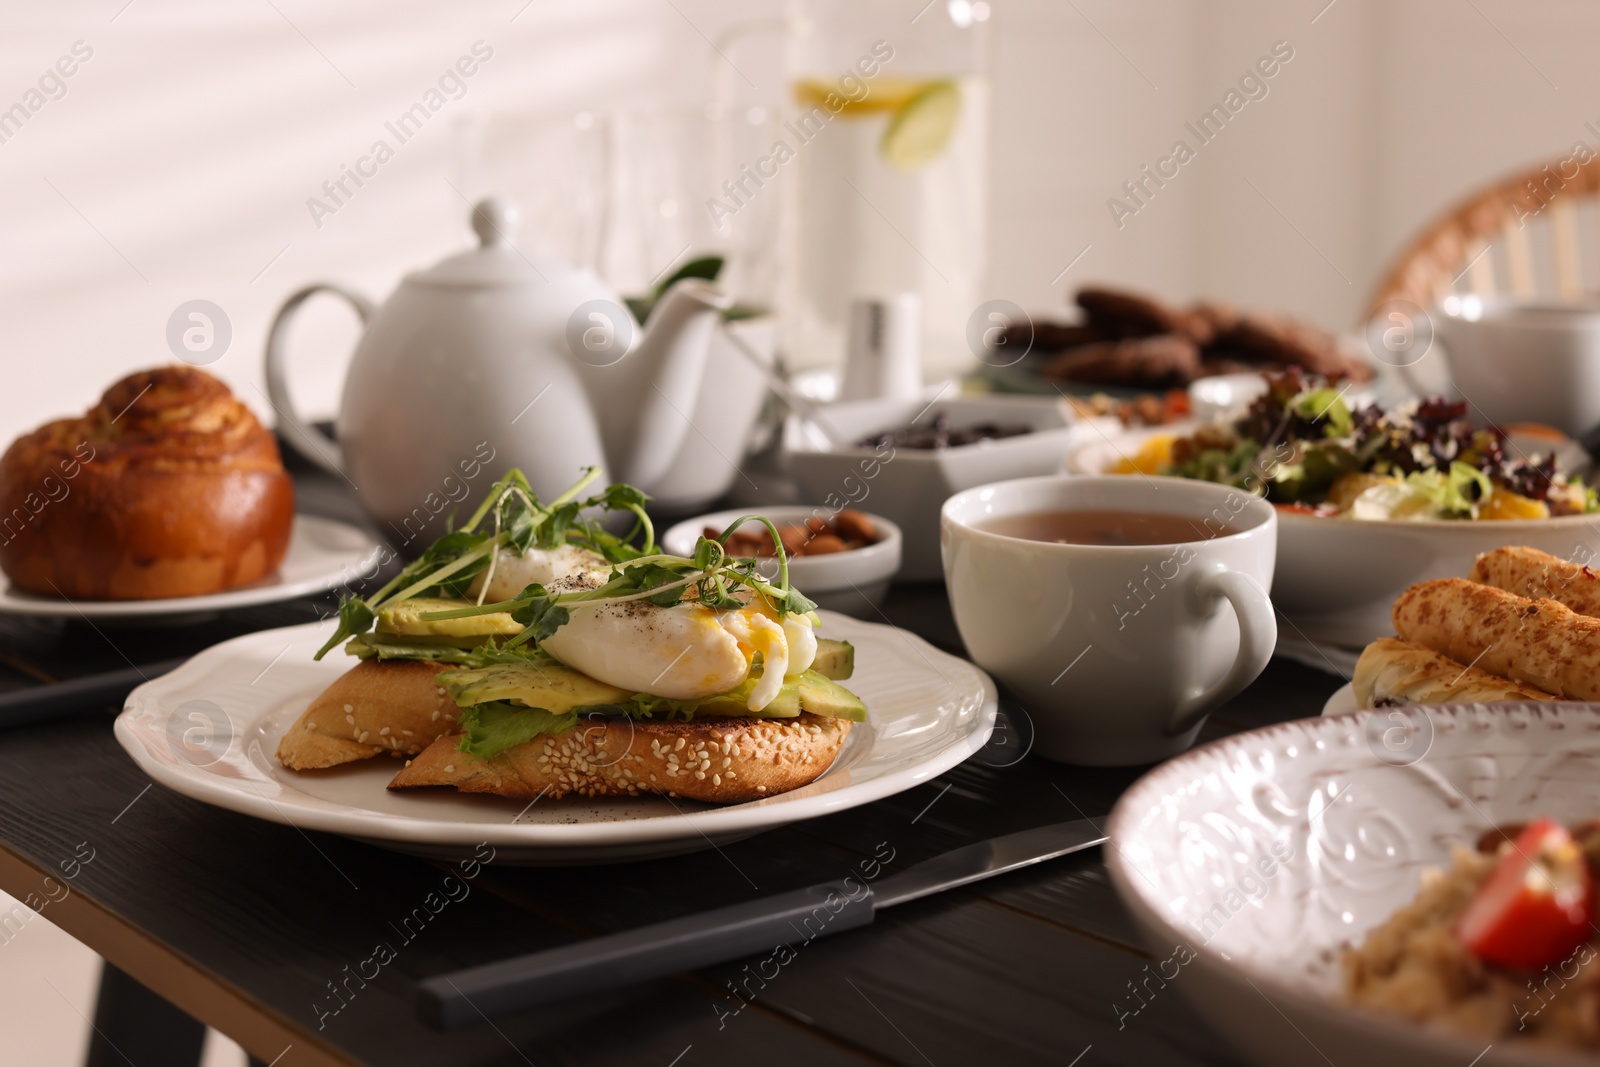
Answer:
[{"left": 408, "top": 196, "right": 564, "bottom": 287}]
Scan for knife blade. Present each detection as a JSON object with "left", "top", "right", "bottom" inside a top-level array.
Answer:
[{"left": 415, "top": 816, "right": 1107, "bottom": 1029}]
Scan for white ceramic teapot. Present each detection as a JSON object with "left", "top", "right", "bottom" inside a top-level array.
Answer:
[{"left": 265, "top": 196, "right": 732, "bottom": 547}]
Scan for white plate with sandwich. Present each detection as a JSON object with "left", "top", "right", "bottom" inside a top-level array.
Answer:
[
  {"left": 115, "top": 611, "right": 994, "bottom": 864},
  {"left": 113, "top": 467, "right": 996, "bottom": 864}
]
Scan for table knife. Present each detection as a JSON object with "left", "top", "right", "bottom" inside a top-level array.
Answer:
[
  {"left": 0, "top": 659, "right": 184, "bottom": 730},
  {"left": 416, "top": 815, "right": 1107, "bottom": 1028}
]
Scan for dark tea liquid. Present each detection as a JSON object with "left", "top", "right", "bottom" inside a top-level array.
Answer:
[{"left": 978, "top": 509, "right": 1232, "bottom": 546}]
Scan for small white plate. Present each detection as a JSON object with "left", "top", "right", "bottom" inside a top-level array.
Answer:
[
  {"left": 0, "top": 515, "right": 381, "bottom": 620},
  {"left": 115, "top": 612, "right": 997, "bottom": 865},
  {"left": 1322, "top": 681, "right": 1359, "bottom": 716}
]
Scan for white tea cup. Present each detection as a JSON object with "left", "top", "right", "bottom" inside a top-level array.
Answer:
[
  {"left": 1427, "top": 296, "right": 1600, "bottom": 435},
  {"left": 941, "top": 475, "right": 1278, "bottom": 766}
]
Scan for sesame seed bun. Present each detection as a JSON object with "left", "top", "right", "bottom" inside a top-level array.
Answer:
[{"left": 389, "top": 713, "right": 851, "bottom": 804}]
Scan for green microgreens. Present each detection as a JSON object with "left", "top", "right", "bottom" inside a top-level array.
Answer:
[
  {"left": 314, "top": 469, "right": 813, "bottom": 662},
  {"left": 316, "top": 466, "right": 646, "bottom": 659},
  {"left": 414, "top": 514, "right": 815, "bottom": 654}
]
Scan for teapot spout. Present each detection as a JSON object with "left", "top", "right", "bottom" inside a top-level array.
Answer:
[{"left": 604, "top": 279, "right": 734, "bottom": 490}]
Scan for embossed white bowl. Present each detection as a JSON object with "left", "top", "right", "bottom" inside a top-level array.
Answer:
[{"left": 1107, "top": 704, "right": 1600, "bottom": 1067}]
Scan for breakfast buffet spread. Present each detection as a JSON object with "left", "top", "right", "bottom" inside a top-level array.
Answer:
[{"left": 10, "top": 204, "right": 1600, "bottom": 1062}]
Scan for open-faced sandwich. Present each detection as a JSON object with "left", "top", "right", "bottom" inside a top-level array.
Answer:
[
  {"left": 1118, "top": 369, "right": 1597, "bottom": 521},
  {"left": 1352, "top": 545, "right": 1600, "bottom": 707},
  {"left": 276, "top": 468, "right": 865, "bottom": 804}
]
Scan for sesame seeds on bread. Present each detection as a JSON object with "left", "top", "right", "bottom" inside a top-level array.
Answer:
[
  {"left": 388, "top": 713, "right": 851, "bottom": 804},
  {"left": 275, "top": 659, "right": 460, "bottom": 770}
]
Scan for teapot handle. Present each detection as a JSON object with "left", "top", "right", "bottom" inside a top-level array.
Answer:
[{"left": 263, "top": 283, "right": 374, "bottom": 476}]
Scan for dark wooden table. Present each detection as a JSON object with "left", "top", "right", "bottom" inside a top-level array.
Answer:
[{"left": 0, "top": 466, "right": 1343, "bottom": 1067}]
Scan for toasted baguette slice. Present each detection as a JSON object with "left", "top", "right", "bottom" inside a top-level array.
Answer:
[
  {"left": 1352, "top": 636, "right": 1556, "bottom": 709},
  {"left": 389, "top": 713, "right": 851, "bottom": 804},
  {"left": 276, "top": 659, "right": 460, "bottom": 770}
]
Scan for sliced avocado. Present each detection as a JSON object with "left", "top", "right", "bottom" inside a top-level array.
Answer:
[
  {"left": 811, "top": 638, "right": 855, "bottom": 680},
  {"left": 796, "top": 669, "right": 867, "bottom": 722},
  {"left": 366, "top": 630, "right": 494, "bottom": 650},
  {"left": 438, "top": 661, "right": 633, "bottom": 713},
  {"left": 346, "top": 634, "right": 494, "bottom": 664},
  {"left": 628, "top": 668, "right": 801, "bottom": 719},
  {"left": 683, "top": 673, "right": 801, "bottom": 718},
  {"left": 377, "top": 597, "right": 522, "bottom": 639}
]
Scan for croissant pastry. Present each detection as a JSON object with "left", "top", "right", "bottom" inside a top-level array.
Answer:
[{"left": 0, "top": 365, "right": 294, "bottom": 599}]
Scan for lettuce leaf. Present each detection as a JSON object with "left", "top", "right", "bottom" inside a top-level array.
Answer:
[
  {"left": 1400, "top": 461, "right": 1492, "bottom": 518},
  {"left": 456, "top": 702, "right": 578, "bottom": 761}
]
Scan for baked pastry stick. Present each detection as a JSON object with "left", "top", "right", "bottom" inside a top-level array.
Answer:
[
  {"left": 275, "top": 660, "right": 459, "bottom": 770},
  {"left": 1392, "top": 578, "right": 1600, "bottom": 700},
  {"left": 1470, "top": 546, "right": 1600, "bottom": 618},
  {"left": 391, "top": 714, "right": 851, "bottom": 804},
  {"left": 1352, "top": 637, "right": 1556, "bottom": 708}
]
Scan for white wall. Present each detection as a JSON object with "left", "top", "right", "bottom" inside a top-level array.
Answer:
[{"left": 0, "top": 0, "right": 1594, "bottom": 445}]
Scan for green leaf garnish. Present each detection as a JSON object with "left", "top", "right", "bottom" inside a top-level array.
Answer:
[
  {"left": 317, "top": 465, "right": 822, "bottom": 665},
  {"left": 456, "top": 702, "right": 577, "bottom": 761},
  {"left": 315, "top": 597, "right": 377, "bottom": 659}
]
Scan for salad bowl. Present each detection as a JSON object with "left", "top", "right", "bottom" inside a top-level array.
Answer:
[
  {"left": 1271, "top": 508, "right": 1600, "bottom": 645},
  {"left": 1062, "top": 388, "right": 1600, "bottom": 646}
]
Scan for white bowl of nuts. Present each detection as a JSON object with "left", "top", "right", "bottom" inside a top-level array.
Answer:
[{"left": 661, "top": 506, "right": 902, "bottom": 620}]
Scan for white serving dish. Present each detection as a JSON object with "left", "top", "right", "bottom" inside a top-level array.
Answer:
[
  {"left": 661, "top": 506, "right": 902, "bottom": 620},
  {"left": 782, "top": 395, "right": 1077, "bottom": 581},
  {"left": 115, "top": 612, "right": 994, "bottom": 865},
  {"left": 1108, "top": 703, "right": 1600, "bottom": 1067},
  {"left": 1323, "top": 681, "right": 1358, "bottom": 715},
  {"left": 1064, "top": 422, "right": 1600, "bottom": 646}
]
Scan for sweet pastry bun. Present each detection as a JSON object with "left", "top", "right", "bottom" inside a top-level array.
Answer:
[{"left": 0, "top": 366, "right": 294, "bottom": 600}]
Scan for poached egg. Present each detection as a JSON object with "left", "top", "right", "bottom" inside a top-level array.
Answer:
[{"left": 472, "top": 544, "right": 817, "bottom": 711}]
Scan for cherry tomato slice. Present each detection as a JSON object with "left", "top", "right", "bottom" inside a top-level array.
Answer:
[{"left": 1457, "top": 818, "right": 1594, "bottom": 971}]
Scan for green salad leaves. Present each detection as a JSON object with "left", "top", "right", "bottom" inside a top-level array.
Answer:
[
  {"left": 317, "top": 467, "right": 818, "bottom": 662},
  {"left": 1163, "top": 369, "right": 1599, "bottom": 519}
]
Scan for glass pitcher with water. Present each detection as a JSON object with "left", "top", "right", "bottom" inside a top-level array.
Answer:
[{"left": 715, "top": 1, "right": 991, "bottom": 386}]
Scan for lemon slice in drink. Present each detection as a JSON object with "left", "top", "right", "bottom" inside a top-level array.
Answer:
[{"left": 879, "top": 80, "right": 961, "bottom": 171}]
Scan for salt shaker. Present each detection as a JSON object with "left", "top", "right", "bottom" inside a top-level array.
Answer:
[{"left": 838, "top": 294, "right": 922, "bottom": 402}]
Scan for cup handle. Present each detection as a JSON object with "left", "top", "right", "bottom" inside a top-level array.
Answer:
[
  {"left": 263, "top": 283, "right": 374, "bottom": 476},
  {"left": 1167, "top": 568, "right": 1277, "bottom": 736}
]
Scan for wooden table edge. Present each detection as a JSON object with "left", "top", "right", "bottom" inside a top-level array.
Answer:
[{"left": 0, "top": 837, "right": 355, "bottom": 1067}]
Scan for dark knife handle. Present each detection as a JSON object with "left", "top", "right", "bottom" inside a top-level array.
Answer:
[
  {"left": 417, "top": 879, "right": 876, "bottom": 1028},
  {"left": 0, "top": 659, "right": 184, "bottom": 730}
]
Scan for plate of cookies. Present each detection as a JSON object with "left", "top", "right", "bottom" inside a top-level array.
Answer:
[
  {"left": 0, "top": 365, "right": 380, "bottom": 619},
  {"left": 978, "top": 284, "right": 1372, "bottom": 420}
]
